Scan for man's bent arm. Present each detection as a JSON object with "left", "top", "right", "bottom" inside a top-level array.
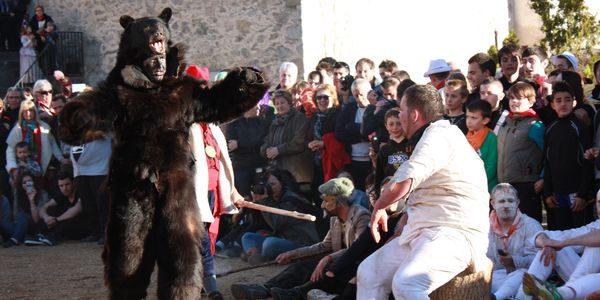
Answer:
[{"left": 373, "top": 179, "right": 412, "bottom": 211}]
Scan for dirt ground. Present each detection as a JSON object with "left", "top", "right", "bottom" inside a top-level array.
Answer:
[{"left": 0, "top": 241, "right": 285, "bottom": 299}]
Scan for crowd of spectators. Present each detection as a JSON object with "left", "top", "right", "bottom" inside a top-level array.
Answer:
[{"left": 2, "top": 37, "right": 600, "bottom": 298}]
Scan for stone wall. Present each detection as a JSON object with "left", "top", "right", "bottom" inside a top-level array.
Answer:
[{"left": 41, "top": 0, "right": 303, "bottom": 85}]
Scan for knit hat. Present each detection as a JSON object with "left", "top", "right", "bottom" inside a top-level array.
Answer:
[{"left": 318, "top": 178, "right": 354, "bottom": 198}]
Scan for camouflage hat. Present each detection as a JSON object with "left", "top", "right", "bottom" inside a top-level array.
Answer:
[{"left": 318, "top": 177, "right": 354, "bottom": 198}]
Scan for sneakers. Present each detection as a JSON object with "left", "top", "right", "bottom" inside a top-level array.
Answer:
[
  {"left": 3, "top": 238, "right": 18, "bottom": 248},
  {"left": 306, "top": 289, "right": 338, "bottom": 300},
  {"left": 270, "top": 287, "right": 302, "bottom": 300},
  {"left": 522, "top": 272, "right": 563, "bottom": 300},
  {"left": 207, "top": 290, "right": 224, "bottom": 300},
  {"left": 25, "top": 234, "right": 54, "bottom": 246},
  {"left": 230, "top": 283, "right": 270, "bottom": 300}
]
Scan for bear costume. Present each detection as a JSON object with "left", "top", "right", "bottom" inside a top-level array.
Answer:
[{"left": 58, "top": 8, "right": 269, "bottom": 299}]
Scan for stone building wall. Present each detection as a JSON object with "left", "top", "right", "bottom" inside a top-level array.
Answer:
[{"left": 41, "top": 0, "right": 303, "bottom": 85}]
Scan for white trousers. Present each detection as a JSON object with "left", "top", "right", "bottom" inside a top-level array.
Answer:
[
  {"left": 356, "top": 227, "right": 485, "bottom": 300},
  {"left": 557, "top": 273, "right": 600, "bottom": 300},
  {"left": 492, "top": 268, "right": 526, "bottom": 300},
  {"left": 516, "top": 247, "right": 600, "bottom": 299}
]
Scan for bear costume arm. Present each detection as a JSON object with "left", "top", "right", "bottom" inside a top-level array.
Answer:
[
  {"left": 58, "top": 87, "right": 118, "bottom": 145},
  {"left": 190, "top": 67, "right": 270, "bottom": 124}
]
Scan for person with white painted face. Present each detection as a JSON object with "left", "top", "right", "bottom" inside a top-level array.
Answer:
[{"left": 487, "top": 183, "right": 543, "bottom": 300}]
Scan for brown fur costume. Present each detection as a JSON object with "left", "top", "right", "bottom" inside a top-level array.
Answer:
[{"left": 58, "top": 8, "right": 269, "bottom": 299}]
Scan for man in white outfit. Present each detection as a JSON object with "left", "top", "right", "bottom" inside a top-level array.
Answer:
[
  {"left": 356, "top": 84, "right": 490, "bottom": 300},
  {"left": 487, "top": 183, "right": 543, "bottom": 300},
  {"left": 520, "top": 192, "right": 600, "bottom": 300}
]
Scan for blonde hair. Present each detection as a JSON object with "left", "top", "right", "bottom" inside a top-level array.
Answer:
[
  {"left": 313, "top": 84, "right": 339, "bottom": 108},
  {"left": 17, "top": 100, "right": 39, "bottom": 124}
]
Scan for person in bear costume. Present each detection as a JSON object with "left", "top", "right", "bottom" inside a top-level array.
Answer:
[{"left": 58, "top": 8, "right": 270, "bottom": 300}]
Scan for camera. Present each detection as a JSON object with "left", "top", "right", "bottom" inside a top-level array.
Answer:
[
  {"left": 371, "top": 136, "right": 380, "bottom": 153},
  {"left": 251, "top": 168, "right": 269, "bottom": 195},
  {"left": 25, "top": 181, "right": 34, "bottom": 194}
]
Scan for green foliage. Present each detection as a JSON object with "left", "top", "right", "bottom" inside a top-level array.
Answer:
[
  {"left": 503, "top": 31, "right": 520, "bottom": 47},
  {"left": 529, "top": 0, "right": 600, "bottom": 77},
  {"left": 488, "top": 45, "right": 498, "bottom": 62}
]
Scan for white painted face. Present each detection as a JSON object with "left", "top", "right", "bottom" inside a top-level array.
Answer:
[{"left": 492, "top": 191, "right": 519, "bottom": 220}]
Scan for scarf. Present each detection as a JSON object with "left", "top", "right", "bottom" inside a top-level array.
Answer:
[
  {"left": 467, "top": 127, "right": 490, "bottom": 151},
  {"left": 36, "top": 14, "right": 45, "bottom": 21},
  {"left": 489, "top": 210, "right": 522, "bottom": 250},
  {"left": 313, "top": 110, "right": 330, "bottom": 141},
  {"left": 21, "top": 120, "right": 42, "bottom": 164},
  {"left": 508, "top": 108, "right": 538, "bottom": 119}
]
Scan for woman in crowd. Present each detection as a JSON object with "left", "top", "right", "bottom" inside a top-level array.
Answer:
[
  {"left": 5, "top": 99, "right": 64, "bottom": 180},
  {"left": 307, "top": 84, "right": 348, "bottom": 198},
  {"left": 0, "top": 171, "right": 46, "bottom": 247},
  {"left": 3, "top": 87, "right": 24, "bottom": 129},
  {"left": 261, "top": 89, "right": 313, "bottom": 193},
  {"left": 274, "top": 62, "right": 298, "bottom": 92},
  {"left": 240, "top": 168, "right": 319, "bottom": 264}
]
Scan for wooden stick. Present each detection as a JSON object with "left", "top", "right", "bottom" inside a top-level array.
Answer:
[
  {"left": 238, "top": 201, "right": 316, "bottom": 222},
  {"left": 216, "top": 252, "right": 326, "bottom": 278}
]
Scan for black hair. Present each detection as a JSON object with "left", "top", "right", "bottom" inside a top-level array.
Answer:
[
  {"left": 521, "top": 46, "right": 548, "bottom": 61},
  {"left": 466, "top": 100, "right": 493, "bottom": 119},
  {"left": 397, "top": 79, "right": 416, "bottom": 100},
  {"left": 550, "top": 81, "right": 575, "bottom": 102},
  {"left": 468, "top": 53, "right": 497, "bottom": 78}
]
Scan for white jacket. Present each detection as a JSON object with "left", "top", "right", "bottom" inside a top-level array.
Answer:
[
  {"left": 189, "top": 123, "right": 238, "bottom": 223},
  {"left": 487, "top": 213, "right": 543, "bottom": 271},
  {"left": 6, "top": 121, "right": 63, "bottom": 175}
]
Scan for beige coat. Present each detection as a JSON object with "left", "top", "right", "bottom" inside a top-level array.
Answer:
[{"left": 190, "top": 123, "right": 238, "bottom": 223}]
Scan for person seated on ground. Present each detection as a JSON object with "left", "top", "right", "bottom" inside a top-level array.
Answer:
[
  {"left": 240, "top": 168, "right": 319, "bottom": 264},
  {"left": 357, "top": 84, "right": 490, "bottom": 299},
  {"left": 270, "top": 179, "right": 407, "bottom": 300},
  {"left": 487, "top": 183, "right": 543, "bottom": 300},
  {"left": 0, "top": 171, "right": 46, "bottom": 247},
  {"left": 231, "top": 177, "right": 371, "bottom": 300},
  {"left": 516, "top": 189, "right": 600, "bottom": 300},
  {"left": 31, "top": 171, "right": 87, "bottom": 245}
]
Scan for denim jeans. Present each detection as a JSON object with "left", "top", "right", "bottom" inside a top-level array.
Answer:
[
  {"left": 1, "top": 196, "right": 34, "bottom": 243},
  {"left": 241, "top": 232, "right": 301, "bottom": 259}
]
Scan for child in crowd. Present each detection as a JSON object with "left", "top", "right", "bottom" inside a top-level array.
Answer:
[
  {"left": 498, "top": 44, "right": 523, "bottom": 92},
  {"left": 497, "top": 82, "right": 545, "bottom": 222},
  {"left": 543, "top": 81, "right": 594, "bottom": 230},
  {"left": 479, "top": 77, "right": 508, "bottom": 131},
  {"left": 373, "top": 108, "right": 409, "bottom": 196},
  {"left": 307, "top": 71, "right": 322, "bottom": 89},
  {"left": 465, "top": 101, "right": 498, "bottom": 192},
  {"left": 443, "top": 79, "right": 468, "bottom": 134},
  {"left": 11, "top": 141, "right": 42, "bottom": 186}
]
